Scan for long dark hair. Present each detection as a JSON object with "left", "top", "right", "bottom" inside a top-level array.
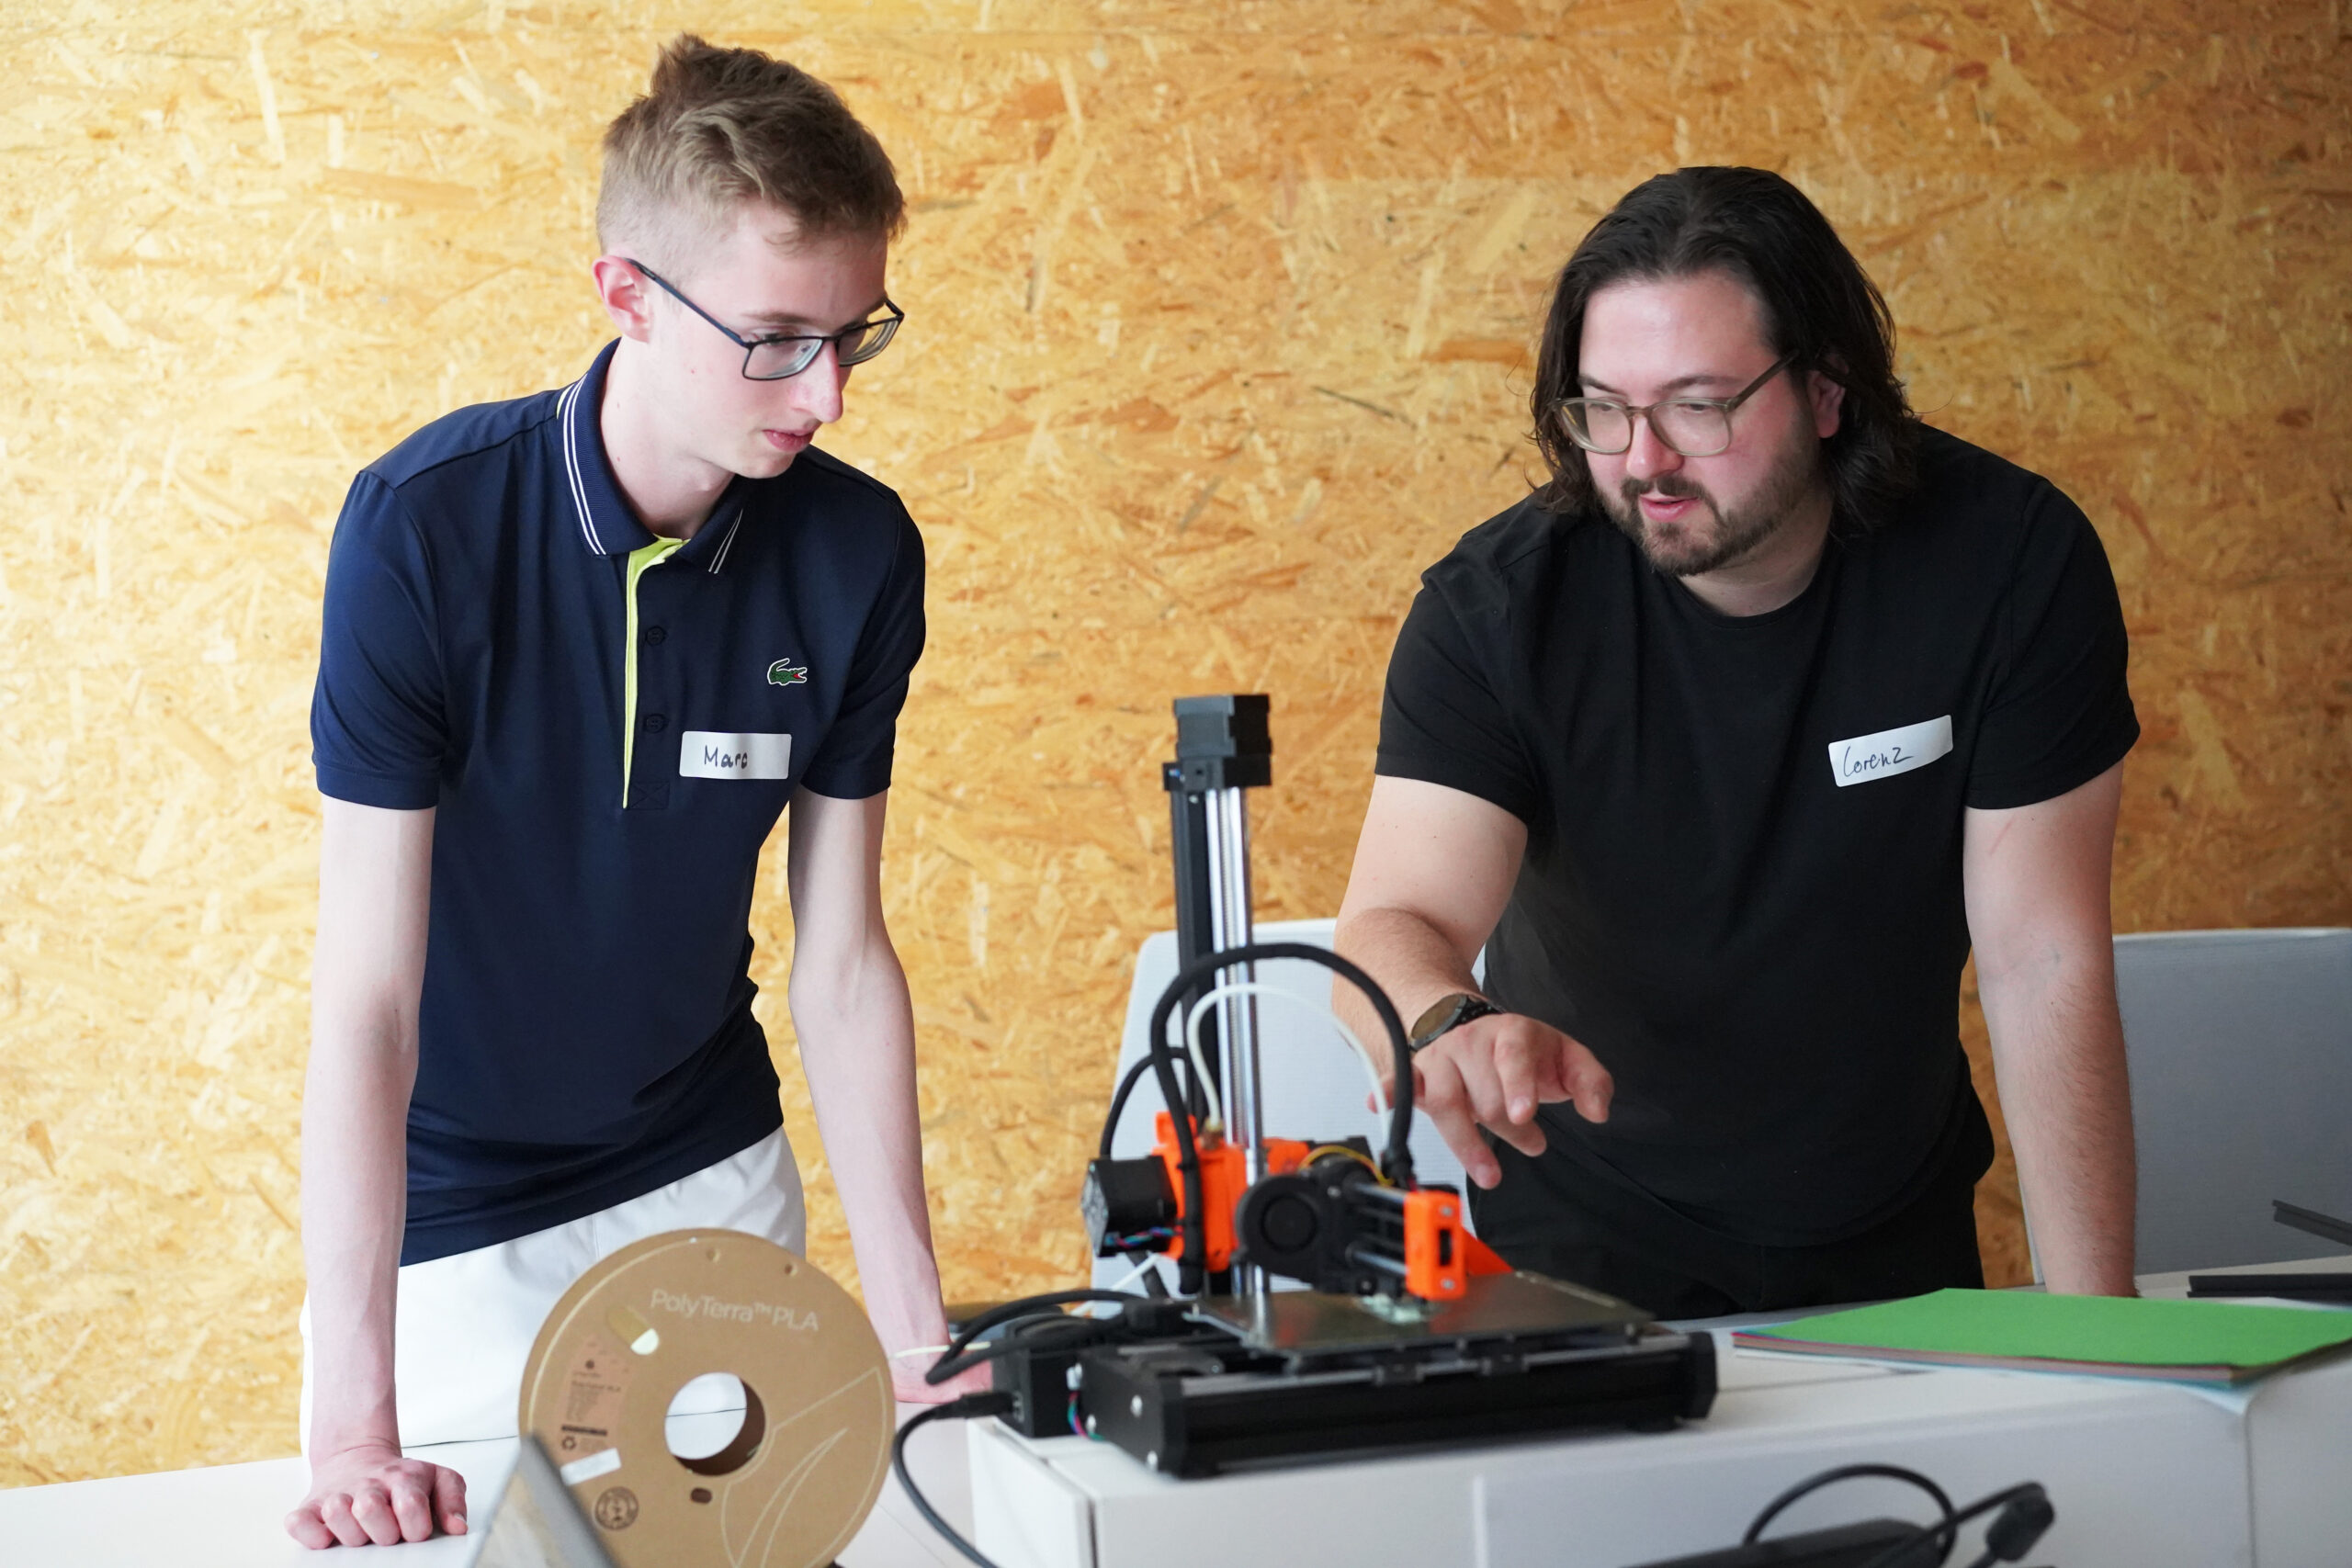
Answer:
[{"left": 1529, "top": 167, "right": 1918, "bottom": 530}]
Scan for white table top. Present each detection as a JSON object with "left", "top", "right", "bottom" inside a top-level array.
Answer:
[
  {"left": 967, "top": 1255, "right": 2352, "bottom": 1568},
  {"left": 0, "top": 1403, "right": 973, "bottom": 1568},
  {"left": 6, "top": 1254, "right": 2345, "bottom": 1568}
]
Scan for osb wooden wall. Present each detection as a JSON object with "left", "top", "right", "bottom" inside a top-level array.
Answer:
[{"left": 3, "top": 0, "right": 2346, "bottom": 1484}]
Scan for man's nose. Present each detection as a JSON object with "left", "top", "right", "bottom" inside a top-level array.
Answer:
[
  {"left": 1623, "top": 412, "right": 1682, "bottom": 484},
  {"left": 789, "top": 342, "right": 848, "bottom": 423}
]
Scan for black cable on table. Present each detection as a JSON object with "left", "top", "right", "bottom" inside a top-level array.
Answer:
[
  {"left": 891, "top": 1394, "right": 1014, "bottom": 1568},
  {"left": 926, "top": 1315, "right": 1115, "bottom": 1387},
  {"left": 1743, "top": 1462, "right": 1955, "bottom": 1547},
  {"left": 1740, "top": 1462, "right": 2052, "bottom": 1568},
  {"left": 1850, "top": 1482, "right": 2052, "bottom": 1568},
  {"left": 925, "top": 1289, "right": 1138, "bottom": 1385},
  {"left": 1966, "top": 1481, "right": 2055, "bottom": 1568}
]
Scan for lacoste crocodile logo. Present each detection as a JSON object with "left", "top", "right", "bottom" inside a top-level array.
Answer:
[{"left": 766, "top": 659, "right": 808, "bottom": 687}]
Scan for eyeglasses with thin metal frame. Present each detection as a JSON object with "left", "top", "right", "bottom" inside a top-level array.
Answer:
[
  {"left": 626, "top": 258, "right": 904, "bottom": 381},
  {"left": 1553, "top": 351, "right": 1800, "bottom": 457}
]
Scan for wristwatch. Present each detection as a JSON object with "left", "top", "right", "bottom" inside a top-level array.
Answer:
[{"left": 1408, "top": 992, "right": 1500, "bottom": 1054}]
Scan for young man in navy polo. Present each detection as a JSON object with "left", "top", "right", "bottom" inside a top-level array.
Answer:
[{"left": 288, "top": 39, "right": 970, "bottom": 1550}]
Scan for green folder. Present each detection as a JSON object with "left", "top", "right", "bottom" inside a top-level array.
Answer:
[{"left": 1734, "top": 1288, "right": 2352, "bottom": 1386}]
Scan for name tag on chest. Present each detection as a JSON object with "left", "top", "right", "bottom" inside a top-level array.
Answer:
[
  {"left": 1827, "top": 716, "right": 1952, "bottom": 787},
  {"left": 680, "top": 731, "right": 792, "bottom": 781}
]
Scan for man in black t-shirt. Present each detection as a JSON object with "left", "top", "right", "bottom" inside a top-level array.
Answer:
[{"left": 1333, "top": 167, "right": 2139, "bottom": 1315}]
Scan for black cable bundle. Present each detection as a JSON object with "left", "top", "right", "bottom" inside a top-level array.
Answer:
[
  {"left": 1111, "top": 942, "right": 1417, "bottom": 1294},
  {"left": 1684, "top": 1463, "right": 2054, "bottom": 1568},
  {"left": 922, "top": 1290, "right": 1140, "bottom": 1387},
  {"left": 891, "top": 1393, "right": 1013, "bottom": 1568}
]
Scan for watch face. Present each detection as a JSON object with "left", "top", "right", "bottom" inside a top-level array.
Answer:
[{"left": 1410, "top": 993, "right": 1484, "bottom": 1049}]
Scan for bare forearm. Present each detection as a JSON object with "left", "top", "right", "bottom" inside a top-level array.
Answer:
[
  {"left": 1330, "top": 778, "right": 1527, "bottom": 1068},
  {"left": 303, "top": 799, "right": 433, "bottom": 1457},
  {"left": 791, "top": 939, "right": 946, "bottom": 1354},
  {"left": 1981, "top": 964, "right": 2137, "bottom": 1295},
  {"left": 1963, "top": 763, "right": 2133, "bottom": 1296},
  {"left": 1330, "top": 905, "right": 1484, "bottom": 1067},
  {"left": 781, "top": 789, "right": 949, "bottom": 1359},
  {"left": 300, "top": 1033, "right": 413, "bottom": 1452}
]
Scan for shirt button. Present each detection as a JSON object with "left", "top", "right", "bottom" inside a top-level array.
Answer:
[
  {"left": 643, "top": 713, "right": 667, "bottom": 734},
  {"left": 643, "top": 626, "right": 666, "bottom": 645}
]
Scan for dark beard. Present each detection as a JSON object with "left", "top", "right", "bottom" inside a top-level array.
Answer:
[{"left": 1598, "top": 439, "right": 1824, "bottom": 578}]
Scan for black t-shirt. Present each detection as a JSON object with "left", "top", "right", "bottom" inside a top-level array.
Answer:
[{"left": 1376, "top": 427, "right": 2138, "bottom": 1247}]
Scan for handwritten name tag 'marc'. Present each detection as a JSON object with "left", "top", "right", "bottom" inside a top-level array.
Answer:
[
  {"left": 680, "top": 730, "right": 793, "bottom": 781},
  {"left": 1827, "top": 715, "right": 1953, "bottom": 788}
]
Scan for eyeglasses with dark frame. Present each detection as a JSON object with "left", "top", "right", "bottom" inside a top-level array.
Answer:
[
  {"left": 627, "top": 258, "right": 904, "bottom": 381},
  {"left": 1553, "top": 350, "right": 1800, "bottom": 457}
]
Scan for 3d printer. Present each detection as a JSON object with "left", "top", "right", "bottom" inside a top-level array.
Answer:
[{"left": 928, "top": 696, "right": 1715, "bottom": 1499}]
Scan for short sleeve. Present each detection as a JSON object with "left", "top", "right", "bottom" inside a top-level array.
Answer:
[
  {"left": 1374, "top": 570, "right": 1542, "bottom": 825},
  {"left": 1966, "top": 484, "right": 2139, "bottom": 810},
  {"left": 798, "top": 507, "right": 925, "bottom": 800},
  {"left": 311, "top": 472, "right": 447, "bottom": 809}
]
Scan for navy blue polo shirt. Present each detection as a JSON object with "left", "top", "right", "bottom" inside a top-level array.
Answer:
[{"left": 312, "top": 340, "right": 925, "bottom": 1265}]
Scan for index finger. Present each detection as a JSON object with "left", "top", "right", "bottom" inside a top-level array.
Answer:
[
  {"left": 434, "top": 1464, "right": 469, "bottom": 1535},
  {"left": 1559, "top": 1036, "right": 1614, "bottom": 1123}
]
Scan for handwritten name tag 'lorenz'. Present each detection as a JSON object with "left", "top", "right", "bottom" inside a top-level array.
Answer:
[
  {"left": 1827, "top": 715, "right": 1953, "bottom": 788},
  {"left": 679, "top": 730, "right": 792, "bottom": 781}
]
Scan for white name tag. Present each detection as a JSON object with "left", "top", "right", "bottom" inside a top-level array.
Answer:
[
  {"left": 1827, "top": 716, "right": 1952, "bottom": 787},
  {"left": 680, "top": 730, "right": 792, "bottom": 781}
]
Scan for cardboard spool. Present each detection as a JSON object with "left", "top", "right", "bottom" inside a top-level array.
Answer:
[{"left": 517, "top": 1230, "right": 893, "bottom": 1568}]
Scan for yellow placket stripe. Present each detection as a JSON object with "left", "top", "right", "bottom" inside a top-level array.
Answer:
[{"left": 622, "top": 536, "right": 687, "bottom": 800}]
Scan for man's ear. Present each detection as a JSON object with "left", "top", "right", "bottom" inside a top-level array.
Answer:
[
  {"left": 591, "top": 255, "right": 657, "bottom": 344},
  {"left": 1806, "top": 367, "right": 1846, "bottom": 440}
]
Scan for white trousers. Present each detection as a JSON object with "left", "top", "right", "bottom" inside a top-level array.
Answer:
[{"left": 301, "top": 1127, "right": 804, "bottom": 1450}]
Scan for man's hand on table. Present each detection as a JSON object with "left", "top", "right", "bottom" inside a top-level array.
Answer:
[
  {"left": 285, "top": 1440, "right": 467, "bottom": 1549},
  {"left": 1399, "top": 1011, "right": 1614, "bottom": 1189}
]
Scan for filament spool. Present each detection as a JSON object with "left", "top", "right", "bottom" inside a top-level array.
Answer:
[{"left": 516, "top": 1229, "right": 892, "bottom": 1567}]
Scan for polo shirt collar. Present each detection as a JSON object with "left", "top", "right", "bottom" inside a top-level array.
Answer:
[{"left": 557, "top": 341, "right": 752, "bottom": 575}]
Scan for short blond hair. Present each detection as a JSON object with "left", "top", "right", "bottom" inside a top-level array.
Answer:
[{"left": 597, "top": 35, "right": 904, "bottom": 274}]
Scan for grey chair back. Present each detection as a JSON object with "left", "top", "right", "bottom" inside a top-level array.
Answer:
[{"left": 2115, "top": 928, "right": 2352, "bottom": 1274}]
